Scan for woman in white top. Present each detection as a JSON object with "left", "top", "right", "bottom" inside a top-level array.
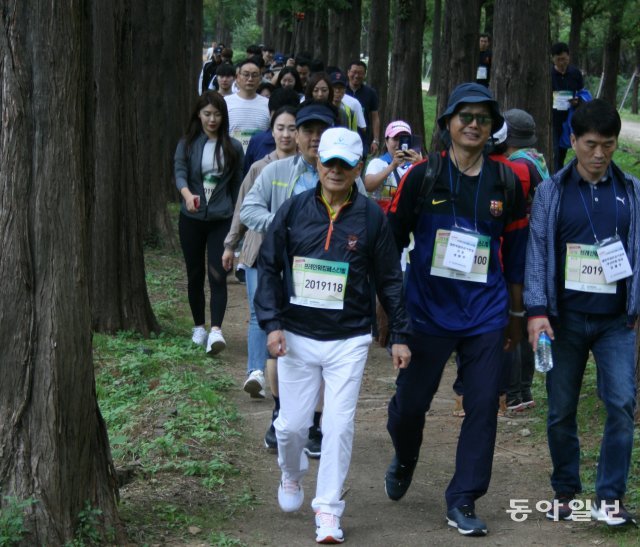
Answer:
[{"left": 364, "top": 120, "right": 422, "bottom": 212}]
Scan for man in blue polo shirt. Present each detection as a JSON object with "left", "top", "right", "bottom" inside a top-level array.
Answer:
[
  {"left": 525, "top": 99, "right": 639, "bottom": 527},
  {"left": 346, "top": 60, "right": 380, "bottom": 157},
  {"left": 551, "top": 42, "right": 584, "bottom": 173},
  {"left": 384, "top": 83, "right": 528, "bottom": 536}
]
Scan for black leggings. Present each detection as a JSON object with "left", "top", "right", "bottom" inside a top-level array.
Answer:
[{"left": 179, "top": 213, "right": 231, "bottom": 327}]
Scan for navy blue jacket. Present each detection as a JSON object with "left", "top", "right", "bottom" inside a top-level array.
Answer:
[{"left": 256, "top": 184, "right": 411, "bottom": 342}]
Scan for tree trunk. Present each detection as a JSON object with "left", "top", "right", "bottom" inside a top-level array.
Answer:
[
  {"left": 327, "top": 9, "right": 340, "bottom": 67},
  {"left": 428, "top": 0, "right": 442, "bottom": 96},
  {"left": 600, "top": 3, "right": 624, "bottom": 107},
  {"left": 90, "top": 0, "right": 160, "bottom": 335},
  {"left": 492, "top": 0, "right": 552, "bottom": 165},
  {"left": 432, "top": 0, "right": 482, "bottom": 149},
  {"left": 568, "top": 0, "right": 584, "bottom": 69},
  {"left": 367, "top": 0, "right": 391, "bottom": 128},
  {"left": 387, "top": 0, "right": 426, "bottom": 146},
  {"left": 0, "top": 1, "right": 122, "bottom": 543},
  {"left": 313, "top": 7, "right": 329, "bottom": 65},
  {"left": 632, "top": 47, "right": 640, "bottom": 115},
  {"left": 333, "top": 0, "right": 362, "bottom": 73}
]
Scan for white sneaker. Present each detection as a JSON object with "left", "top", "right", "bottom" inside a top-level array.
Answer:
[
  {"left": 191, "top": 326, "right": 208, "bottom": 347},
  {"left": 315, "top": 512, "right": 344, "bottom": 544},
  {"left": 206, "top": 329, "right": 226, "bottom": 356},
  {"left": 278, "top": 478, "right": 303, "bottom": 512},
  {"left": 243, "top": 370, "right": 266, "bottom": 398}
]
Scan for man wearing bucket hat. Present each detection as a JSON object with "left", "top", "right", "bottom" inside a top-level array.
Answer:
[
  {"left": 255, "top": 127, "right": 411, "bottom": 543},
  {"left": 384, "top": 83, "right": 529, "bottom": 536}
]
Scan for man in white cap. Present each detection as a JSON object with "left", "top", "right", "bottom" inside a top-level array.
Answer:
[{"left": 255, "top": 127, "right": 411, "bottom": 544}]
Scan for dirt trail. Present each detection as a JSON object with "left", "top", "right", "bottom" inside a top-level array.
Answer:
[{"left": 216, "top": 279, "right": 623, "bottom": 546}]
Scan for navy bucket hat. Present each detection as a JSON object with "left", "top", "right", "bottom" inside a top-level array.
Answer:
[{"left": 437, "top": 82, "right": 504, "bottom": 133}]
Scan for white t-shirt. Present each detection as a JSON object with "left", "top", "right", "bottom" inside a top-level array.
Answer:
[
  {"left": 365, "top": 157, "right": 411, "bottom": 201},
  {"left": 224, "top": 93, "right": 270, "bottom": 152},
  {"left": 342, "top": 94, "right": 366, "bottom": 129}
]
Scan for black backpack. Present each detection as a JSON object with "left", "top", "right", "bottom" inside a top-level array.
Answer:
[{"left": 201, "top": 61, "right": 218, "bottom": 94}]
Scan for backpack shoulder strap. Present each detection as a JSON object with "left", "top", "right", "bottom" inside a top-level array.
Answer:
[
  {"left": 495, "top": 160, "right": 516, "bottom": 223},
  {"left": 413, "top": 151, "right": 443, "bottom": 215}
]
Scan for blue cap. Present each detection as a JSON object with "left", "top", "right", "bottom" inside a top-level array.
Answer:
[
  {"left": 329, "top": 71, "right": 348, "bottom": 86},
  {"left": 437, "top": 82, "right": 503, "bottom": 132},
  {"left": 274, "top": 53, "right": 286, "bottom": 64},
  {"left": 296, "top": 103, "right": 336, "bottom": 128}
]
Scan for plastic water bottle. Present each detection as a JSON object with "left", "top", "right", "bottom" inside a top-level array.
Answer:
[{"left": 535, "top": 332, "right": 553, "bottom": 373}]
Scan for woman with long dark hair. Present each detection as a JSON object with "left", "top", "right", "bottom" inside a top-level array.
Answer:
[
  {"left": 174, "top": 90, "right": 244, "bottom": 355},
  {"left": 274, "top": 67, "right": 304, "bottom": 95}
]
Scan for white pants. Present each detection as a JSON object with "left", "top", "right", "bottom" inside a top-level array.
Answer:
[{"left": 275, "top": 330, "right": 372, "bottom": 517}]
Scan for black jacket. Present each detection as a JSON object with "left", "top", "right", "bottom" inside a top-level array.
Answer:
[{"left": 255, "top": 183, "right": 411, "bottom": 343}]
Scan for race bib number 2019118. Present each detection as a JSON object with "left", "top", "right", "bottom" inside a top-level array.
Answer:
[{"left": 290, "top": 256, "right": 349, "bottom": 310}]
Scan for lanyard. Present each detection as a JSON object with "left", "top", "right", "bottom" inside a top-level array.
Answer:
[
  {"left": 577, "top": 170, "right": 619, "bottom": 243},
  {"left": 447, "top": 157, "right": 484, "bottom": 232}
]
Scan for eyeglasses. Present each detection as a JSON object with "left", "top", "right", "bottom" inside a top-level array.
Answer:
[
  {"left": 240, "top": 72, "right": 260, "bottom": 80},
  {"left": 457, "top": 112, "right": 493, "bottom": 127}
]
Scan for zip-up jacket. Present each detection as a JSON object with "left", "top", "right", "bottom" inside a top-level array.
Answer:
[
  {"left": 524, "top": 159, "right": 640, "bottom": 318},
  {"left": 240, "top": 154, "right": 366, "bottom": 234},
  {"left": 174, "top": 132, "right": 244, "bottom": 220},
  {"left": 255, "top": 183, "right": 411, "bottom": 343}
]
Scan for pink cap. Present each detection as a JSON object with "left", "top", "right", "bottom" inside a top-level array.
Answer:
[{"left": 385, "top": 120, "right": 412, "bottom": 138}]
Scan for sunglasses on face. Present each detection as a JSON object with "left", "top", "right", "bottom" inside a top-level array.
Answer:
[
  {"left": 457, "top": 112, "right": 493, "bottom": 127},
  {"left": 321, "top": 158, "right": 357, "bottom": 170}
]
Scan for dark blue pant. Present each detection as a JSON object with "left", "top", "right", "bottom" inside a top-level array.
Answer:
[
  {"left": 387, "top": 329, "right": 503, "bottom": 509},
  {"left": 547, "top": 311, "right": 636, "bottom": 500}
]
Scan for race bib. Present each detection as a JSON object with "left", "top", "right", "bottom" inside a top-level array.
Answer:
[
  {"left": 596, "top": 236, "right": 632, "bottom": 283},
  {"left": 565, "top": 243, "right": 616, "bottom": 294},
  {"left": 203, "top": 173, "right": 221, "bottom": 203},
  {"left": 476, "top": 66, "right": 488, "bottom": 80},
  {"left": 290, "top": 256, "right": 349, "bottom": 309},
  {"left": 231, "top": 129, "right": 259, "bottom": 153},
  {"left": 431, "top": 229, "right": 490, "bottom": 283},
  {"left": 553, "top": 91, "right": 573, "bottom": 111}
]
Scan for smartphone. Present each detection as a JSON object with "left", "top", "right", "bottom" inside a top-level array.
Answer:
[
  {"left": 194, "top": 196, "right": 200, "bottom": 209},
  {"left": 398, "top": 134, "right": 412, "bottom": 154}
]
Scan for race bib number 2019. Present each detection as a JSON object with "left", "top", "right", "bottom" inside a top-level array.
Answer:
[{"left": 290, "top": 256, "right": 349, "bottom": 310}]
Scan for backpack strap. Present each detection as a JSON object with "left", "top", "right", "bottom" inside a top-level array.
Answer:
[
  {"left": 495, "top": 160, "right": 516, "bottom": 224},
  {"left": 413, "top": 152, "right": 443, "bottom": 215},
  {"left": 364, "top": 197, "right": 382, "bottom": 338}
]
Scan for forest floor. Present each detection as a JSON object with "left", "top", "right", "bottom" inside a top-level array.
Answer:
[{"left": 144, "top": 276, "right": 637, "bottom": 547}]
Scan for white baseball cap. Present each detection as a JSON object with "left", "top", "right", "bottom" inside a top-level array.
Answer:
[{"left": 318, "top": 128, "right": 363, "bottom": 167}]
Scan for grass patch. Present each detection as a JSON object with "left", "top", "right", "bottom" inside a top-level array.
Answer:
[{"left": 94, "top": 244, "right": 251, "bottom": 545}]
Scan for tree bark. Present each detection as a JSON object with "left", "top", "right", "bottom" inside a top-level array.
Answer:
[
  {"left": 427, "top": 0, "right": 442, "bottom": 96},
  {"left": 0, "top": 1, "right": 122, "bottom": 543},
  {"left": 332, "top": 0, "right": 362, "bottom": 73},
  {"left": 312, "top": 7, "right": 329, "bottom": 65},
  {"left": 387, "top": 0, "right": 426, "bottom": 146},
  {"left": 432, "top": 0, "right": 482, "bottom": 149},
  {"left": 568, "top": 0, "right": 584, "bottom": 68},
  {"left": 600, "top": 2, "right": 624, "bottom": 107},
  {"left": 492, "top": 0, "right": 553, "bottom": 164},
  {"left": 90, "top": 0, "right": 160, "bottom": 335},
  {"left": 327, "top": 9, "right": 340, "bottom": 67},
  {"left": 367, "top": 0, "right": 391, "bottom": 128},
  {"left": 632, "top": 46, "right": 640, "bottom": 115}
]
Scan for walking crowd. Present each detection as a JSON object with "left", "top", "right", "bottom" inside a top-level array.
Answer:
[{"left": 173, "top": 38, "right": 639, "bottom": 543}]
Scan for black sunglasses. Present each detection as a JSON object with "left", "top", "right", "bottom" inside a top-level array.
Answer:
[{"left": 457, "top": 112, "right": 493, "bottom": 127}]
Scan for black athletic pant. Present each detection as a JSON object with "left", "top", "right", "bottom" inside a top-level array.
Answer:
[{"left": 179, "top": 213, "right": 231, "bottom": 327}]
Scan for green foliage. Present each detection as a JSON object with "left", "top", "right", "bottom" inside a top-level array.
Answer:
[
  {"left": 209, "top": 531, "right": 247, "bottom": 546},
  {"left": 65, "top": 501, "right": 105, "bottom": 547},
  {"left": 0, "top": 496, "right": 37, "bottom": 547}
]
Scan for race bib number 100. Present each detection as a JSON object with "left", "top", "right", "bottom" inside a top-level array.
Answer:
[
  {"left": 290, "top": 256, "right": 349, "bottom": 309},
  {"left": 431, "top": 229, "right": 490, "bottom": 283}
]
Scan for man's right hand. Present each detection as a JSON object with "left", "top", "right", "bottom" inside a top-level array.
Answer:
[
  {"left": 267, "top": 330, "right": 287, "bottom": 357},
  {"left": 528, "top": 316, "right": 554, "bottom": 351}
]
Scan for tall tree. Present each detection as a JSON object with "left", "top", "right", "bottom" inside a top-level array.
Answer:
[
  {"left": 367, "top": 0, "right": 391, "bottom": 126},
  {"left": 567, "top": 0, "right": 584, "bottom": 67},
  {"left": 90, "top": 1, "right": 160, "bottom": 335},
  {"left": 313, "top": 6, "right": 329, "bottom": 63},
  {"left": 330, "top": 0, "right": 362, "bottom": 70},
  {"left": 432, "top": 0, "right": 482, "bottom": 148},
  {"left": 428, "top": 0, "right": 443, "bottom": 96},
  {"left": 492, "top": 0, "right": 553, "bottom": 163},
  {"left": 0, "top": 0, "right": 122, "bottom": 543},
  {"left": 600, "top": 1, "right": 625, "bottom": 106},
  {"left": 387, "top": 0, "right": 426, "bottom": 142}
]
